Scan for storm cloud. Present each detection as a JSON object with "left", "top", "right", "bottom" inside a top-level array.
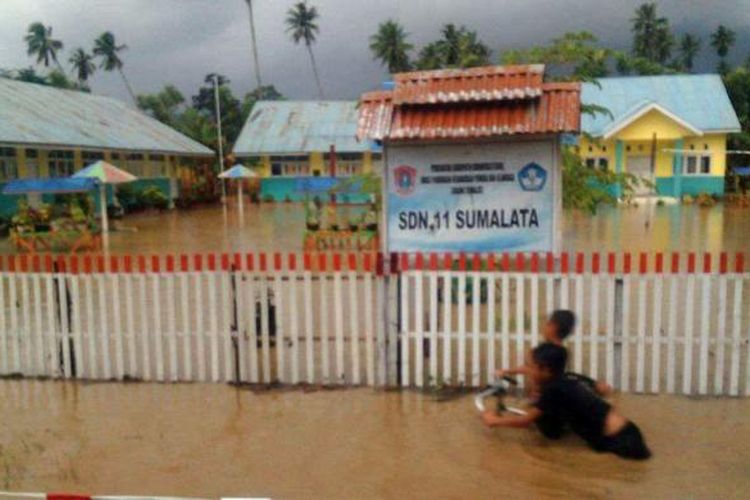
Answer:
[{"left": 2, "top": 0, "right": 749, "bottom": 104}]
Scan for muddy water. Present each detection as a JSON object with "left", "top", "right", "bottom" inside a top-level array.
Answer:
[
  {"left": 1, "top": 202, "right": 746, "bottom": 255},
  {"left": 0, "top": 380, "right": 748, "bottom": 499}
]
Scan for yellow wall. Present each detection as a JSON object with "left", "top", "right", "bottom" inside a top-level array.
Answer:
[
  {"left": 252, "top": 151, "right": 382, "bottom": 178},
  {"left": 579, "top": 107, "right": 729, "bottom": 178},
  {"left": 614, "top": 109, "right": 695, "bottom": 141}
]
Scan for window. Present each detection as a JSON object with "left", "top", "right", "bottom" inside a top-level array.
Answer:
[
  {"left": 125, "top": 153, "right": 145, "bottom": 176},
  {"left": 270, "top": 155, "right": 309, "bottom": 177},
  {"left": 82, "top": 151, "right": 104, "bottom": 164},
  {"left": 324, "top": 152, "right": 363, "bottom": 177},
  {"left": 0, "top": 147, "right": 18, "bottom": 181},
  {"left": 48, "top": 150, "right": 75, "bottom": 177},
  {"left": 683, "top": 154, "right": 711, "bottom": 175},
  {"left": 25, "top": 149, "right": 38, "bottom": 159},
  {"left": 585, "top": 157, "right": 609, "bottom": 171},
  {"left": 149, "top": 154, "right": 168, "bottom": 177}
]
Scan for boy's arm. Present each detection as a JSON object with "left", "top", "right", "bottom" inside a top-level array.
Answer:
[{"left": 481, "top": 407, "right": 542, "bottom": 428}]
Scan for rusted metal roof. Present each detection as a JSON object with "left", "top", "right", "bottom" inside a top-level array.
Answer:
[
  {"left": 392, "top": 64, "right": 544, "bottom": 105},
  {"left": 357, "top": 66, "right": 581, "bottom": 142},
  {"left": 0, "top": 78, "right": 214, "bottom": 155},
  {"left": 233, "top": 100, "right": 372, "bottom": 155}
]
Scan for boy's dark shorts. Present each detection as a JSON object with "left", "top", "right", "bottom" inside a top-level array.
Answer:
[{"left": 595, "top": 422, "right": 652, "bottom": 460}]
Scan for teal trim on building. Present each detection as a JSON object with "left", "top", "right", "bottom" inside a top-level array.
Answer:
[
  {"left": 655, "top": 176, "right": 724, "bottom": 197},
  {"left": 614, "top": 140, "right": 624, "bottom": 198},
  {"left": 0, "top": 177, "right": 173, "bottom": 218},
  {"left": 672, "top": 138, "right": 684, "bottom": 197},
  {"left": 260, "top": 177, "right": 370, "bottom": 204}
]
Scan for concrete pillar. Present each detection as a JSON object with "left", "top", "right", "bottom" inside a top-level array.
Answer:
[{"left": 672, "top": 138, "right": 684, "bottom": 198}]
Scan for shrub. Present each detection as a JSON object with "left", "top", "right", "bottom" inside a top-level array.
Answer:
[
  {"left": 682, "top": 194, "right": 694, "bottom": 205},
  {"left": 695, "top": 192, "right": 716, "bottom": 207},
  {"left": 262, "top": 194, "right": 275, "bottom": 203},
  {"left": 138, "top": 186, "right": 170, "bottom": 211}
]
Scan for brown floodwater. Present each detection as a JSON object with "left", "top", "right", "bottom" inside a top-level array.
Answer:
[
  {"left": 0, "top": 380, "right": 748, "bottom": 499},
  {"left": 1, "top": 201, "right": 747, "bottom": 255}
]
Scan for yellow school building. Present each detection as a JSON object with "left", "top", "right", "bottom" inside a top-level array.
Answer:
[
  {"left": 0, "top": 78, "right": 214, "bottom": 215},
  {"left": 232, "top": 101, "right": 382, "bottom": 202},
  {"left": 579, "top": 75, "right": 741, "bottom": 197}
]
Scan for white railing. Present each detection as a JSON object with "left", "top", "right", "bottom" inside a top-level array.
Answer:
[{"left": 0, "top": 252, "right": 748, "bottom": 396}]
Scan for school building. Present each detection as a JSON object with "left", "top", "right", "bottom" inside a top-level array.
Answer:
[
  {"left": 580, "top": 74, "right": 741, "bottom": 197},
  {"left": 0, "top": 78, "right": 214, "bottom": 216},
  {"left": 232, "top": 100, "right": 382, "bottom": 202}
]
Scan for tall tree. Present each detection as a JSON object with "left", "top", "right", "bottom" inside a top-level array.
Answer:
[
  {"left": 93, "top": 31, "right": 136, "bottom": 103},
  {"left": 244, "top": 0, "right": 263, "bottom": 88},
  {"left": 711, "top": 25, "right": 736, "bottom": 74},
  {"left": 415, "top": 24, "right": 490, "bottom": 70},
  {"left": 24, "top": 22, "right": 64, "bottom": 71},
  {"left": 501, "top": 31, "right": 610, "bottom": 81},
  {"left": 369, "top": 20, "right": 413, "bottom": 74},
  {"left": 285, "top": 1, "right": 324, "bottom": 98},
  {"left": 677, "top": 34, "right": 701, "bottom": 71},
  {"left": 631, "top": 3, "right": 673, "bottom": 65},
  {"left": 192, "top": 74, "right": 244, "bottom": 149},
  {"left": 137, "top": 85, "right": 186, "bottom": 125},
  {"left": 69, "top": 48, "right": 96, "bottom": 84}
]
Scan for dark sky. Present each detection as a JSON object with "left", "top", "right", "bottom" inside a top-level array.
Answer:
[{"left": 2, "top": 0, "right": 749, "bottom": 105}]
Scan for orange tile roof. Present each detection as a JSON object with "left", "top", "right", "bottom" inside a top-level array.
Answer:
[
  {"left": 357, "top": 66, "right": 581, "bottom": 142},
  {"left": 392, "top": 64, "right": 544, "bottom": 105}
]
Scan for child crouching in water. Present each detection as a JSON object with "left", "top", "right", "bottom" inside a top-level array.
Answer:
[
  {"left": 482, "top": 343, "right": 651, "bottom": 460},
  {"left": 498, "top": 310, "right": 612, "bottom": 398}
]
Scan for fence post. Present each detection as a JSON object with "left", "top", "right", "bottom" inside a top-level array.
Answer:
[
  {"left": 385, "top": 253, "right": 400, "bottom": 386},
  {"left": 613, "top": 277, "right": 624, "bottom": 390}
]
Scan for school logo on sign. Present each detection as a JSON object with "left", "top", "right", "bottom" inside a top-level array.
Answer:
[
  {"left": 518, "top": 162, "right": 547, "bottom": 192},
  {"left": 394, "top": 165, "right": 417, "bottom": 196}
]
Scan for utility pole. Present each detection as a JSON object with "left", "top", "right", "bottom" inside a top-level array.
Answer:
[{"left": 213, "top": 74, "right": 226, "bottom": 204}]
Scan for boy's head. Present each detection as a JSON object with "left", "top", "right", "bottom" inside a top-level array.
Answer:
[
  {"left": 543, "top": 309, "right": 576, "bottom": 343},
  {"left": 529, "top": 342, "right": 568, "bottom": 385}
]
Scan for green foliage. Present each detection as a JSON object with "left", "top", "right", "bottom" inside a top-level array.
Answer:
[
  {"left": 286, "top": 1, "right": 324, "bottom": 97},
  {"left": 370, "top": 20, "right": 413, "bottom": 73},
  {"left": 116, "top": 184, "right": 169, "bottom": 212},
  {"left": 137, "top": 85, "right": 186, "bottom": 125},
  {"left": 24, "top": 22, "right": 63, "bottom": 69},
  {"left": 562, "top": 149, "right": 644, "bottom": 213},
  {"left": 241, "top": 85, "right": 284, "bottom": 118},
  {"left": 677, "top": 34, "right": 701, "bottom": 72},
  {"left": 415, "top": 24, "right": 490, "bottom": 70},
  {"left": 501, "top": 31, "right": 610, "bottom": 81},
  {"left": 711, "top": 25, "right": 736, "bottom": 58},
  {"left": 631, "top": 3, "right": 674, "bottom": 64},
  {"left": 69, "top": 48, "right": 96, "bottom": 83}
]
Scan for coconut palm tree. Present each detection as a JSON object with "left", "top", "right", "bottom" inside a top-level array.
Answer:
[
  {"left": 244, "top": 0, "right": 263, "bottom": 88},
  {"left": 678, "top": 34, "right": 701, "bottom": 71},
  {"left": 631, "top": 3, "right": 673, "bottom": 64},
  {"left": 285, "top": 1, "right": 324, "bottom": 98},
  {"left": 93, "top": 31, "right": 136, "bottom": 103},
  {"left": 24, "top": 22, "right": 64, "bottom": 72},
  {"left": 711, "top": 25, "right": 736, "bottom": 58},
  {"left": 69, "top": 48, "right": 96, "bottom": 84},
  {"left": 369, "top": 20, "right": 413, "bottom": 74}
]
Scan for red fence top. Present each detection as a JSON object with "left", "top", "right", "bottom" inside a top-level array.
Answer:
[{"left": 0, "top": 252, "right": 745, "bottom": 274}]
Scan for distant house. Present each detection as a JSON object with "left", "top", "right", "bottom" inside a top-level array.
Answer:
[
  {"left": 0, "top": 78, "right": 214, "bottom": 215},
  {"left": 233, "top": 101, "right": 382, "bottom": 202},
  {"left": 580, "top": 74, "right": 741, "bottom": 197}
]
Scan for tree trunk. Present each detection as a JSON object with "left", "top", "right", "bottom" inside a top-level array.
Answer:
[
  {"left": 245, "top": 0, "right": 263, "bottom": 89},
  {"left": 307, "top": 44, "right": 324, "bottom": 99},
  {"left": 118, "top": 67, "right": 138, "bottom": 105}
]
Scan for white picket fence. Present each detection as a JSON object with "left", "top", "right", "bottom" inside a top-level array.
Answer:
[{"left": 0, "top": 252, "right": 748, "bottom": 396}]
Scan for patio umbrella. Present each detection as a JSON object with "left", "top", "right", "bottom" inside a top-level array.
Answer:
[
  {"left": 218, "top": 164, "right": 258, "bottom": 221},
  {"left": 72, "top": 160, "right": 137, "bottom": 234}
]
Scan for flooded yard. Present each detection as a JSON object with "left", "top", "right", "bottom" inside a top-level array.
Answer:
[
  {"left": 0, "top": 380, "right": 748, "bottom": 498},
  {"left": 1, "top": 201, "right": 746, "bottom": 255}
]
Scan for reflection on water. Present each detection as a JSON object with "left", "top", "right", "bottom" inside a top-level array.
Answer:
[
  {"left": 0, "top": 380, "right": 748, "bottom": 498},
  {"left": 0, "top": 201, "right": 745, "bottom": 255}
]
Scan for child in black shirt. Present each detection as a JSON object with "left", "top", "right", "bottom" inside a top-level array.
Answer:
[{"left": 482, "top": 343, "right": 651, "bottom": 460}]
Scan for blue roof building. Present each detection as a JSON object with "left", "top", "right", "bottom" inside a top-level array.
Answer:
[{"left": 579, "top": 74, "right": 741, "bottom": 198}]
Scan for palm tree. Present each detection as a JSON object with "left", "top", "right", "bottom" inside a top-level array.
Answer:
[
  {"left": 244, "top": 0, "right": 263, "bottom": 88},
  {"left": 285, "top": 1, "right": 324, "bottom": 98},
  {"left": 369, "top": 20, "right": 413, "bottom": 74},
  {"left": 24, "top": 22, "right": 64, "bottom": 72},
  {"left": 711, "top": 25, "right": 736, "bottom": 74},
  {"left": 678, "top": 34, "right": 701, "bottom": 71},
  {"left": 69, "top": 48, "right": 96, "bottom": 84},
  {"left": 631, "top": 3, "right": 673, "bottom": 64},
  {"left": 93, "top": 31, "right": 136, "bottom": 103}
]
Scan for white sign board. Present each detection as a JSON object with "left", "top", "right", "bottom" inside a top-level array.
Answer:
[{"left": 386, "top": 140, "right": 558, "bottom": 253}]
